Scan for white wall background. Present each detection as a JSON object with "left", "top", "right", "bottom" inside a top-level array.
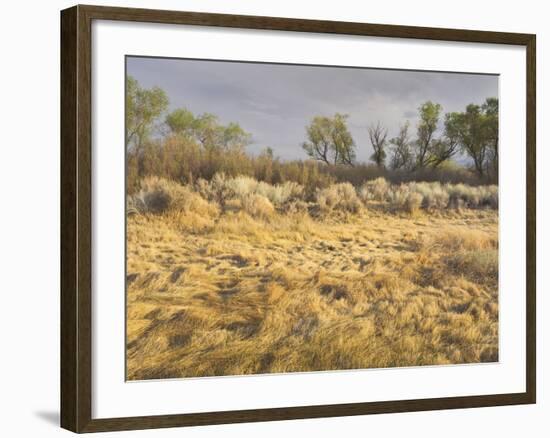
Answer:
[{"left": 0, "top": 0, "right": 545, "bottom": 436}]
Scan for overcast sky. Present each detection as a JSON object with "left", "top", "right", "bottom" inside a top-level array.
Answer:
[{"left": 127, "top": 56, "right": 498, "bottom": 162}]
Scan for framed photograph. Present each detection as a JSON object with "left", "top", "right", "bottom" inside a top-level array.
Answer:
[{"left": 60, "top": 4, "right": 536, "bottom": 433}]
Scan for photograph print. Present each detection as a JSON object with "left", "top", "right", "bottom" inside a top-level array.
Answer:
[{"left": 125, "top": 57, "right": 499, "bottom": 380}]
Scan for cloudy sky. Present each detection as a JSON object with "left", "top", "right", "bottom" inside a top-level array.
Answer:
[{"left": 127, "top": 56, "right": 498, "bottom": 162}]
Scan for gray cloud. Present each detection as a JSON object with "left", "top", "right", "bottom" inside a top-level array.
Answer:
[{"left": 127, "top": 56, "right": 498, "bottom": 162}]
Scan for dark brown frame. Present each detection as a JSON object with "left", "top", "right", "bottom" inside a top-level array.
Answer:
[{"left": 61, "top": 4, "right": 536, "bottom": 433}]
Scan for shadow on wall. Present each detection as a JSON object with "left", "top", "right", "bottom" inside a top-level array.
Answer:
[{"left": 34, "top": 411, "right": 59, "bottom": 427}]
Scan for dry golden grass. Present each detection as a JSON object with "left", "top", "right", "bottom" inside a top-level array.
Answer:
[{"left": 126, "top": 193, "right": 498, "bottom": 380}]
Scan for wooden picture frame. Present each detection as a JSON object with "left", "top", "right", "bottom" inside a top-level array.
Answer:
[{"left": 61, "top": 4, "right": 536, "bottom": 433}]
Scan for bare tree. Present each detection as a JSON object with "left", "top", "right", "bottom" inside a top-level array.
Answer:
[
  {"left": 389, "top": 121, "right": 413, "bottom": 170},
  {"left": 368, "top": 121, "right": 388, "bottom": 168}
]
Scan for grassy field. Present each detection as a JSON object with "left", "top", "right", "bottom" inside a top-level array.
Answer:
[{"left": 126, "top": 177, "right": 498, "bottom": 380}]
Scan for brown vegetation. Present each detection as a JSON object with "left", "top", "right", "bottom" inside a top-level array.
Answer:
[{"left": 126, "top": 176, "right": 498, "bottom": 379}]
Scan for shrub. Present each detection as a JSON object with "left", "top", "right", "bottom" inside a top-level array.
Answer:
[
  {"left": 195, "top": 177, "right": 213, "bottom": 201},
  {"left": 197, "top": 173, "right": 305, "bottom": 209},
  {"left": 132, "top": 175, "right": 497, "bottom": 219},
  {"left": 130, "top": 177, "right": 219, "bottom": 217},
  {"left": 411, "top": 182, "right": 450, "bottom": 209},
  {"left": 316, "top": 183, "right": 362, "bottom": 213},
  {"left": 358, "top": 183, "right": 370, "bottom": 204},
  {"left": 479, "top": 185, "right": 498, "bottom": 209},
  {"left": 388, "top": 184, "right": 410, "bottom": 209},
  {"left": 447, "top": 196, "right": 465, "bottom": 210},
  {"left": 446, "top": 249, "right": 498, "bottom": 283},
  {"left": 225, "top": 175, "right": 258, "bottom": 198},
  {"left": 445, "top": 183, "right": 481, "bottom": 208},
  {"left": 196, "top": 173, "right": 250, "bottom": 205},
  {"left": 127, "top": 196, "right": 143, "bottom": 216},
  {"left": 282, "top": 200, "right": 311, "bottom": 215},
  {"left": 366, "top": 177, "right": 390, "bottom": 201},
  {"left": 255, "top": 180, "right": 304, "bottom": 206},
  {"left": 133, "top": 188, "right": 170, "bottom": 214},
  {"left": 197, "top": 173, "right": 235, "bottom": 206},
  {"left": 316, "top": 186, "right": 338, "bottom": 212},
  {"left": 241, "top": 194, "right": 275, "bottom": 219},
  {"left": 405, "top": 192, "right": 423, "bottom": 214},
  {"left": 388, "top": 185, "right": 421, "bottom": 214}
]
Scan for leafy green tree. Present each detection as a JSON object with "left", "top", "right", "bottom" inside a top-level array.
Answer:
[
  {"left": 126, "top": 76, "right": 169, "bottom": 152},
  {"left": 220, "top": 122, "right": 252, "bottom": 151},
  {"left": 389, "top": 121, "right": 413, "bottom": 170},
  {"left": 426, "top": 113, "right": 461, "bottom": 167},
  {"left": 482, "top": 97, "right": 499, "bottom": 177},
  {"left": 445, "top": 98, "right": 498, "bottom": 178},
  {"left": 302, "top": 116, "right": 333, "bottom": 165},
  {"left": 368, "top": 121, "right": 388, "bottom": 168},
  {"left": 192, "top": 113, "right": 222, "bottom": 148},
  {"left": 407, "top": 101, "right": 460, "bottom": 169},
  {"left": 446, "top": 104, "right": 487, "bottom": 177},
  {"left": 413, "top": 101, "right": 442, "bottom": 169},
  {"left": 332, "top": 114, "right": 356, "bottom": 165},
  {"left": 165, "top": 108, "right": 195, "bottom": 136},
  {"left": 302, "top": 114, "right": 355, "bottom": 165},
  {"left": 166, "top": 109, "right": 251, "bottom": 151}
]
